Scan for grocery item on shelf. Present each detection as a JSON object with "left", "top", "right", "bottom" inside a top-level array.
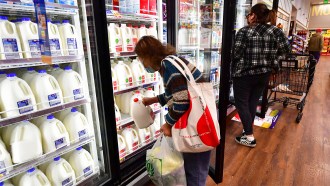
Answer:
[
  {"left": 0, "top": 71, "right": 6, "bottom": 83},
  {"left": 0, "top": 181, "right": 14, "bottom": 186},
  {"left": 0, "top": 73, "right": 37, "bottom": 118},
  {"left": 129, "top": 90, "right": 142, "bottom": 114},
  {"left": 149, "top": 0, "right": 156, "bottom": 15},
  {"left": 48, "top": 64, "right": 64, "bottom": 79},
  {"left": 16, "top": 17, "right": 41, "bottom": 58},
  {"left": 56, "top": 66, "right": 84, "bottom": 103},
  {"left": 114, "top": 102, "right": 121, "bottom": 123},
  {"left": 120, "top": 24, "right": 134, "bottom": 52},
  {"left": 58, "top": 0, "right": 75, "bottom": 5},
  {"left": 126, "top": 0, "right": 133, "bottom": 13},
  {"left": 119, "top": 0, "right": 127, "bottom": 13},
  {"left": 130, "top": 59, "right": 146, "bottom": 85},
  {"left": 38, "top": 160, "right": 52, "bottom": 173},
  {"left": 0, "top": 142, "right": 13, "bottom": 176},
  {"left": 133, "top": 0, "right": 140, "bottom": 14},
  {"left": 117, "top": 134, "right": 127, "bottom": 160},
  {"left": 62, "top": 108, "right": 90, "bottom": 142},
  {"left": 68, "top": 147, "right": 95, "bottom": 181},
  {"left": 121, "top": 127, "right": 139, "bottom": 152},
  {"left": 108, "top": 23, "right": 122, "bottom": 53},
  {"left": 17, "top": 168, "right": 51, "bottom": 186},
  {"left": 54, "top": 108, "right": 72, "bottom": 121},
  {"left": 113, "top": 61, "right": 133, "bottom": 90},
  {"left": 131, "top": 25, "right": 138, "bottom": 46},
  {"left": 52, "top": 20, "right": 61, "bottom": 25},
  {"left": 134, "top": 126, "right": 151, "bottom": 145},
  {"left": 137, "top": 25, "right": 147, "bottom": 40},
  {"left": 144, "top": 87, "right": 160, "bottom": 110},
  {"left": 29, "top": 70, "right": 63, "bottom": 110},
  {"left": 130, "top": 92, "right": 154, "bottom": 129},
  {"left": 140, "top": 0, "right": 148, "bottom": 14},
  {"left": 111, "top": 67, "right": 118, "bottom": 91},
  {"left": 58, "top": 20, "right": 78, "bottom": 56},
  {"left": 0, "top": 137, "right": 5, "bottom": 149},
  {"left": 46, "top": 157, "right": 76, "bottom": 186},
  {"left": 118, "top": 91, "right": 133, "bottom": 114},
  {"left": 0, "top": 16, "right": 23, "bottom": 60},
  {"left": 113, "top": 0, "right": 119, "bottom": 10},
  {"left": 146, "top": 71, "right": 158, "bottom": 82},
  {"left": 178, "top": 24, "right": 188, "bottom": 46},
  {"left": 38, "top": 114, "right": 70, "bottom": 153},
  {"left": 150, "top": 113, "right": 161, "bottom": 137},
  {"left": 147, "top": 25, "right": 158, "bottom": 39},
  {"left": 47, "top": 19, "right": 63, "bottom": 57},
  {"left": 21, "top": 67, "right": 38, "bottom": 84}
]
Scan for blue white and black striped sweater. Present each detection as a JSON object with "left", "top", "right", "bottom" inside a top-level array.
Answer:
[{"left": 157, "top": 55, "right": 204, "bottom": 126}]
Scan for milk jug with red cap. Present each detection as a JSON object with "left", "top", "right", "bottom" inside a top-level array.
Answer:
[
  {"left": 121, "top": 127, "right": 140, "bottom": 152},
  {"left": 130, "top": 91, "right": 154, "bottom": 129}
]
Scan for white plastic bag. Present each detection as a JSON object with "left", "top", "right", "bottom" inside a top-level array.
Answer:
[{"left": 146, "top": 135, "right": 186, "bottom": 186}]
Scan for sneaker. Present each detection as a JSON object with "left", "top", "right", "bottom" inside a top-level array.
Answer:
[{"left": 235, "top": 136, "right": 256, "bottom": 147}]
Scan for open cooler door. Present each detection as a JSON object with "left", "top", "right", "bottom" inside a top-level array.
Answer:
[{"left": 0, "top": 0, "right": 114, "bottom": 185}]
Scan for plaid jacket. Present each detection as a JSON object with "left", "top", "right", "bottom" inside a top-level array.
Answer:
[{"left": 232, "top": 24, "right": 291, "bottom": 77}]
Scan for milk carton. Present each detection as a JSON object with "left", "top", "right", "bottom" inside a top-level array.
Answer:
[
  {"left": 120, "top": 24, "right": 134, "bottom": 52},
  {"left": 0, "top": 143, "right": 13, "bottom": 176},
  {"left": 16, "top": 17, "right": 41, "bottom": 58},
  {"left": 147, "top": 25, "right": 158, "bottom": 39},
  {"left": 62, "top": 108, "right": 90, "bottom": 142},
  {"left": 137, "top": 25, "right": 147, "bottom": 40},
  {"left": 48, "top": 64, "right": 64, "bottom": 79},
  {"left": 114, "top": 61, "right": 133, "bottom": 90},
  {"left": 39, "top": 115, "right": 70, "bottom": 153},
  {"left": 130, "top": 93, "right": 154, "bottom": 129},
  {"left": 56, "top": 66, "right": 84, "bottom": 103},
  {"left": 58, "top": 20, "right": 78, "bottom": 56},
  {"left": 122, "top": 127, "right": 139, "bottom": 152},
  {"left": 0, "top": 73, "right": 37, "bottom": 118},
  {"left": 17, "top": 168, "right": 51, "bottom": 186},
  {"left": 21, "top": 67, "right": 38, "bottom": 84},
  {"left": 108, "top": 23, "right": 122, "bottom": 53},
  {"left": 130, "top": 59, "right": 146, "bottom": 85},
  {"left": 46, "top": 157, "right": 76, "bottom": 186},
  {"left": 117, "top": 134, "right": 126, "bottom": 161},
  {"left": 29, "top": 70, "right": 63, "bottom": 110},
  {"left": 0, "top": 16, "right": 23, "bottom": 59},
  {"left": 47, "top": 20, "right": 63, "bottom": 56},
  {"left": 68, "top": 147, "right": 95, "bottom": 181}
]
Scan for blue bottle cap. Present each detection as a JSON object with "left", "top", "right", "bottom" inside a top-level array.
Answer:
[
  {"left": 53, "top": 64, "right": 60, "bottom": 68},
  {"left": 46, "top": 19, "right": 51, "bottom": 23},
  {"left": 38, "top": 69, "right": 46, "bottom": 74},
  {"left": 47, "top": 114, "right": 54, "bottom": 120},
  {"left": 62, "top": 20, "right": 70, "bottom": 23},
  {"left": 53, "top": 20, "right": 61, "bottom": 24},
  {"left": 76, "top": 147, "right": 83, "bottom": 151},
  {"left": 0, "top": 182, "right": 3, "bottom": 186},
  {"left": 22, "top": 17, "right": 31, "bottom": 21},
  {"left": 54, "top": 156, "right": 61, "bottom": 161},
  {"left": 64, "top": 66, "right": 72, "bottom": 70},
  {"left": 0, "top": 71, "right": 5, "bottom": 75},
  {"left": 71, "top": 107, "right": 78, "bottom": 112},
  {"left": 0, "top": 16, "right": 8, "bottom": 20},
  {"left": 27, "top": 67, "right": 35, "bottom": 71},
  {"left": 7, "top": 73, "right": 16, "bottom": 78},
  {"left": 27, "top": 167, "right": 35, "bottom": 173}
]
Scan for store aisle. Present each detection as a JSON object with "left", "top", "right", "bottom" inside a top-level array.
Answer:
[{"left": 206, "top": 56, "right": 330, "bottom": 186}]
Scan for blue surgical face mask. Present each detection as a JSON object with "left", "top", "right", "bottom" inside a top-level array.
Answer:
[{"left": 145, "top": 67, "right": 156, "bottom": 73}]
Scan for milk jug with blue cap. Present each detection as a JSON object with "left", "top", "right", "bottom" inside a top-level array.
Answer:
[
  {"left": 62, "top": 108, "right": 90, "bottom": 142},
  {"left": 17, "top": 168, "right": 51, "bottom": 186},
  {"left": 0, "top": 181, "right": 14, "bottom": 186},
  {"left": 0, "top": 16, "right": 23, "bottom": 59},
  {"left": 0, "top": 71, "right": 6, "bottom": 83},
  {"left": 58, "top": 20, "right": 78, "bottom": 56},
  {"left": 21, "top": 67, "right": 38, "bottom": 84},
  {"left": 48, "top": 64, "right": 64, "bottom": 79},
  {"left": 46, "top": 157, "right": 76, "bottom": 186},
  {"left": 47, "top": 19, "right": 63, "bottom": 57},
  {"left": 68, "top": 147, "right": 95, "bottom": 181},
  {"left": 0, "top": 141, "right": 13, "bottom": 176}
]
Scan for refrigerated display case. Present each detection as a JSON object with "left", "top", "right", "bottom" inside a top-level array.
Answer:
[{"left": 0, "top": 0, "right": 113, "bottom": 185}]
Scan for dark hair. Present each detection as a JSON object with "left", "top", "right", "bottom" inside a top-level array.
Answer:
[
  {"left": 251, "top": 3, "right": 277, "bottom": 25},
  {"left": 134, "top": 36, "right": 176, "bottom": 69}
]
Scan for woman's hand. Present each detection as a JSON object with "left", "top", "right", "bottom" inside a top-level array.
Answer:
[
  {"left": 142, "top": 96, "right": 159, "bottom": 106},
  {"left": 161, "top": 123, "right": 172, "bottom": 137}
]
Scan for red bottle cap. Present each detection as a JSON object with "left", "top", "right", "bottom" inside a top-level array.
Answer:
[{"left": 134, "top": 98, "right": 139, "bottom": 102}]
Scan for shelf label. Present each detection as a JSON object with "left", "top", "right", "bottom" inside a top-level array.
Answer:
[
  {"left": 28, "top": 39, "right": 42, "bottom": 58},
  {"left": 17, "top": 99, "right": 34, "bottom": 114},
  {"left": 48, "top": 92, "right": 61, "bottom": 107},
  {"left": 67, "top": 38, "right": 78, "bottom": 55},
  {"left": 2, "top": 39, "right": 20, "bottom": 59},
  {"left": 83, "top": 166, "right": 93, "bottom": 177}
]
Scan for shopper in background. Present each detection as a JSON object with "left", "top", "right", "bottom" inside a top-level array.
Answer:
[
  {"left": 135, "top": 36, "right": 210, "bottom": 186},
  {"left": 232, "top": 3, "right": 290, "bottom": 147},
  {"left": 308, "top": 28, "right": 323, "bottom": 62}
]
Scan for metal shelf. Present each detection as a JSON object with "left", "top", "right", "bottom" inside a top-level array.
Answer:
[
  {"left": 0, "top": 136, "right": 95, "bottom": 182},
  {"left": 113, "top": 81, "right": 158, "bottom": 95},
  {"left": 106, "top": 10, "right": 158, "bottom": 23},
  {"left": 0, "top": 55, "right": 84, "bottom": 69},
  {"left": 178, "top": 45, "right": 200, "bottom": 51},
  {"left": 0, "top": 98, "right": 89, "bottom": 127},
  {"left": 110, "top": 51, "right": 137, "bottom": 59}
]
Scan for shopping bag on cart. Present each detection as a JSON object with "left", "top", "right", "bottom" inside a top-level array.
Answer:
[{"left": 146, "top": 135, "right": 186, "bottom": 186}]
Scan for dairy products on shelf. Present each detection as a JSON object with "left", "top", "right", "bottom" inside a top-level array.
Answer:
[
  {"left": 68, "top": 147, "right": 95, "bottom": 181},
  {"left": 108, "top": 23, "right": 122, "bottom": 53},
  {"left": 149, "top": 0, "right": 156, "bottom": 15},
  {"left": 111, "top": 67, "right": 118, "bottom": 91},
  {"left": 137, "top": 25, "right": 147, "bottom": 40},
  {"left": 133, "top": 0, "right": 140, "bottom": 13},
  {"left": 120, "top": 24, "right": 134, "bottom": 52},
  {"left": 130, "top": 91, "right": 154, "bottom": 129},
  {"left": 114, "top": 102, "right": 121, "bottom": 123},
  {"left": 39, "top": 115, "right": 70, "bottom": 153},
  {"left": 144, "top": 87, "right": 160, "bottom": 110},
  {"left": 0, "top": 137, "right": 5, "bottom": 149},
  {"left": 38, "top": 160, "right": 51, "bottom": 173},
  {"left": 0, "top": 73, "right": 37, "bottom": 118},
  {"left": 0, "top": 71, "right": 6, "bottom": 83},
  {"left": 54, "top": 108, "right": 72, "bottom": 121},
  {"left": 178, "top": 24, "right": 189, "bottom": 46},
  {"left": 46, "top": 157, "right": 76, "bottom": 186},
  {"left": 21, "top": 67, "right": 38, "bottom": 84},
  {"left": 129, "top": 90, "right": 143, "bottom": 115},
  {"left": 17, "top": 168, "right": 51, "bottom": 186},
  {"left": 134, "top": 126, "right": 151, "bottom": 145},
  {"left": 0, "top": 181, "right": 14, "bottom": 186},
  {"left": 62, "top": 108, "right": 90, "bottom": 142},
  {"left": 118, "top": 91, "right": 133, "bottom": 114},
  {"left": 48, "top": 64, "right": 64, "bottom": 80},
  {"left": 113, "top": 61, "right": 133, "bottom": 90},
  {"left": 0, "top": 16, "right": 23, "bottom": 59},
  {"left": 0, "top": 142, "right": 13, "bottom": 176},
  {"left": 56, "top": 66, "right": 84, "bottom": 103},
  {"left": 121, "top": 127, "right": 139, "bottom": 152},
  {"left": 47, "top": 19, "right": 63, "bottom": 57},
  {"left": 117, "top": 134, "right": 126, "bottom": 160},
  {"left": 140, "top": 0, "right": 148, "bottom": 14},
  {"left": 58, "top": 0, "right": 75, "bottom": 6},
  {"left": 131, "top": 26, "right": 138, "bottom": 46},
  {"left": 147, "top": 25, "right": 158, "bottom": 39},
  {"left": 119, "top": 0, "right": 126, "bottom": 13},
  {"left": 58, "top": 20, "right": 78, "bottom": 56},
  {"left": 130, "top": 59, "right": 146, "bottom": 85}
]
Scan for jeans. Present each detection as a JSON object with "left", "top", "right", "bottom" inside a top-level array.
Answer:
[
  {"left": 183, "top": 151, "right": 211, "bottom": 186},
  {"left": 309, "top": 51, "right": 321, "bottom": 62},
  {"left": 233, "top": 73, "right": 270, "bottom": 135}
]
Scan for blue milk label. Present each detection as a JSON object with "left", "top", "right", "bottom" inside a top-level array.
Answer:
[
  {"left": 17, "top": 99, "right": 34, "bottom": 114},
  {"left": 54, "top": 137, "right": 67, "bottom": 149},
  {"left": 48, "top": 92, "right": 61, "bottom": 106},
  {"left": 73, "top": 88, "right": 84, "bottom": 100},
  {"left": 78, "top": 129, "right": 88, "bottom": 140},
  {"left": 0, "top": 160, "right": 6, "bottom": 175},
  {"left": 67, "top": 38, "right": 78, "bottom": 55},
  {"left": 28, "top": 39, "right": 41, "bottom": 58},
  {"left": 59, "top": 0, "right": 74, "bottom": 5},
  {"left": 49, "top": 39, "right": 62, "bottom": 56},
  {"left": 62, "top": 176, "right": 73, "bottom": 186},
  {"left": 2, "top": 38, "right": 20, "bottom": 59},
  {"left": 83, "top": 166, "right": 93, "bottom": 177}
]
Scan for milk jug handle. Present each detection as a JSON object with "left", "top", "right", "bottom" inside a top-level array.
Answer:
[
  {"left": 124, "top": 65, "right": 132, "bottom": 75},
  {"left": 63, "top": 162, "right": 73, "bottom": 172},
  {"left": 18, "top": 80, "right": 33, "bottom": 96}
]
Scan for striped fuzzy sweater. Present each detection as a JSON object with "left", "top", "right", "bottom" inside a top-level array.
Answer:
[{"left": 157, "top": 55, "right": 204, "bottom": 126}]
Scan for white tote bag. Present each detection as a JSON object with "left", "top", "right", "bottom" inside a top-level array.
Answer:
[{"left": 164, "top": 55, "right": 220, "bottom": 153}]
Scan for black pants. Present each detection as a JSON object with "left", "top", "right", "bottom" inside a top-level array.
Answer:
[
  {"left": 233, "top": 73, "right": 270, "bottom": 135},
  {"left": 309, "top": 51, "right": 321, "bottom": 62}
]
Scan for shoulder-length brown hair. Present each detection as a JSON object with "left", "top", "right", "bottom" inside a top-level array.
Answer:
[{"left": 251, "top": 3, "right": 277, "bottom": 25}]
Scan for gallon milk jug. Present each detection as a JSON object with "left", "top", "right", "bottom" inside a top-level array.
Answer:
[
  {"left": 130, "top": 95, "right": 154, "bottom": 129},
  {"left": 0, "top": 16, "right": 23, "bottom": 59},
  {"left": 18, "top": 168, "right": 51, "bottom": 186},
  {"left": 120, "top": 24, "right": 134, "bottom": 52},
  {"left": 130, "top": 59, "right": 146, "bottom": 85},
  {"left": 8, "top": 120, "right": 43, "bottom": 164},
  {"left": 0, "top": 71, "right": 6, "bottom": 83},
  {"left": 121, "top": 127, "right": 139, "bottom": 152},
  {"left": 21, "top": 67, "right": 38, "bottom": 84},
  {"left": 108, "top": 23, "right": 122, "bottom": 53},
  {"left": 39, "top": 115, "right": 70, "bottom": 153},
  {"left": 46, "top": 157, "right": 76, "bottom": 186},
  {"left": 32, "top": 115, "right": 48, "bottom": 128},
  {"left": 137, "top": 25, "right": 147, "bottom": 40},
  {"left": 134, "top": 126, "right": 151, "bottom": 145},
  {"left": 178, "top": 24, "right": 188, "bottom": 46},
  {"left": 117, "top": 134, "right": 126, "bottom": 160},
  {"left": 114, "top": 102, "right": 121, "bottom": 124},
  {"left": 38, "top": 160, "right": 51, "bottom": 173},
  {"left": 111, "top": 67, "right": 118, "bottom": 91},
  {"left": 0, "top": 137, "right": 5, "bottom": 149},
  {"left": 68, "top": 147, "right": 95, "bottom": 181},
  {"left": 0, "top": 73, "right": 37, "bottom": 118},
  {"left": 129, "top": 90, "right": 143, "bottom": 115},
  {"left": 16, "top": 17, "right": 41, "bottom": 58},
  {"left": 54, "top": 108, "right": 72, "bottom": 121},
  {"left": 48, "top": 64, "right": 64, "bottom": 79},
  {"left": 131, "top": 26, "right": 139, "bottom": 46},
  {"left": 47, "top": 20, "right": 63, "bottom": 57},
  {"left": 62, "top": 108, "right": 90, "bottom": 142},
  {"left": 147, "top": 25, "right": 158, "bottom": 39},
  {"left": 58, "top": 20, "right": 78, "bottom": 56},
  {"left": 29, "top": 70, "right": 63, "bottom": 110},
  {"left": 118, "top": 91, "right": 133, "bottom": 114},
  {"left": 56, "top": 66, "right": 84, "bottom": 103},
  {"left": 114, "top": 61, "right": 133, "bottom": 90},
  {"left": 144, "top": 87, "right": 160, "bottom": 110},
  {"left": 0, "top": 144, "right": 13, "bottom": 176},
  {"left": 0, "top": 181, "right": 14, "bottom": 186}
]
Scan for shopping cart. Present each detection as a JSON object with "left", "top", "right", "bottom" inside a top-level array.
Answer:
[{"left": 267, "top": 54, "right": 317, "bottom": 123}]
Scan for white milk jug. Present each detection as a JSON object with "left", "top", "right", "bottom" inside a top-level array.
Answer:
[
  {"left": 0, "top": 73, "right": 37, "bottom": 118},
  {"left": 144, "top": 87, "right": 160, "bottom": 110},
  {"left": 130, "top": 94, "right": 154, "bottom": 128},
  {"left": 68, "top": 147, "right": 95, "bottom": 181},
  {"left": 18, "top": 168, "right": 51, "bottom": 186},
  {"left": 46, "top": 157, "right": 76, "bottom": 186},
  {"left": 0, "top": 71, "right": 6, "bottom": 83},
  {"left": 137, "top": 25, "right": 147, "bottom": 40},
  {"left": 147, "top": 25, "right": 158, "bottom": 39},
  {"left": 114, "top": 61, "right": 133, "bottom": 90},
  {"left": 0, "top": 16, "right": 23, "bottom": 59},
  {"left": 56, "top": 66, "right": 84, "bottom": 103},
  {"left": 178, "top": 24, "right": 188, "bottom": 46},
  {"left": 131, "top": 26, "right": 138, "bottom": 46},
  {"left": 39, "top": 115, "right": 70, "bottom": 153},
  {"left": 62, "top": 108, "right": 90, "bottom": 142},
  {"left": 58, "top": 20, "right": 78, "bottom": 56},
  {"left": 47, "top": 20, "right": 63, "bottom": 57},
  {"left": 150, "top": 113, "right": 161, "bottom": 138},
  {"left": 114, "top": 102, "right": 122, "bottom": 124},
  {"left": 54, "top": 108, "right": 72, "bottom": 121},
  {"left": 7, "top": 121, "right": 43, "bottom": 164},
  {"left": 0, "top": 181, "right": 14, "bottom": 186},
  {"left": 111, "top": 67, "right": 118, "bottom": 91},
  {"left": 108, "top": 23, "right": 122, "bottom": 53},
  {"left": 120, "top": 24, "right": 134, "bottom": 52},
  {"left": 32, "top": 115, "right": 49, "bottom": 128},
  {"left": 21, "top": 67, "right": 38, "bottom": 84},
  {"left": 118, "top": 91, "right": 133, "bottom": 114},
  {"left": 117, "top": 134, "right": 126, "bottom": 160},
  {"left": 130, "top": 59, "right": 146, "bottom": 85},
  {"left": 38, "top": 160, "right": 51, "bottom": 173},
  {"left": 129, "top": 90, "right": 143, "bottom": 115},
  {"left": 48, "top": 65, "right": 64, "bottom": 79},
  {"left": 134, "top": 126, "right": 151, "bottom": 145},
  {"left": 0, "top": 137, "right": 5, "bottom": 149},
  {"left": 0, "top": 144, "right": 13, "bottom": 176},
  {"left": 16, "top": 17, "right": 41, "bottom": 58},
  {"left": 29, "top": 70, "right": 63, "bottom": 110},
  {"left": 121, "top": 127, "right": 139, "bottom": 152}
]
